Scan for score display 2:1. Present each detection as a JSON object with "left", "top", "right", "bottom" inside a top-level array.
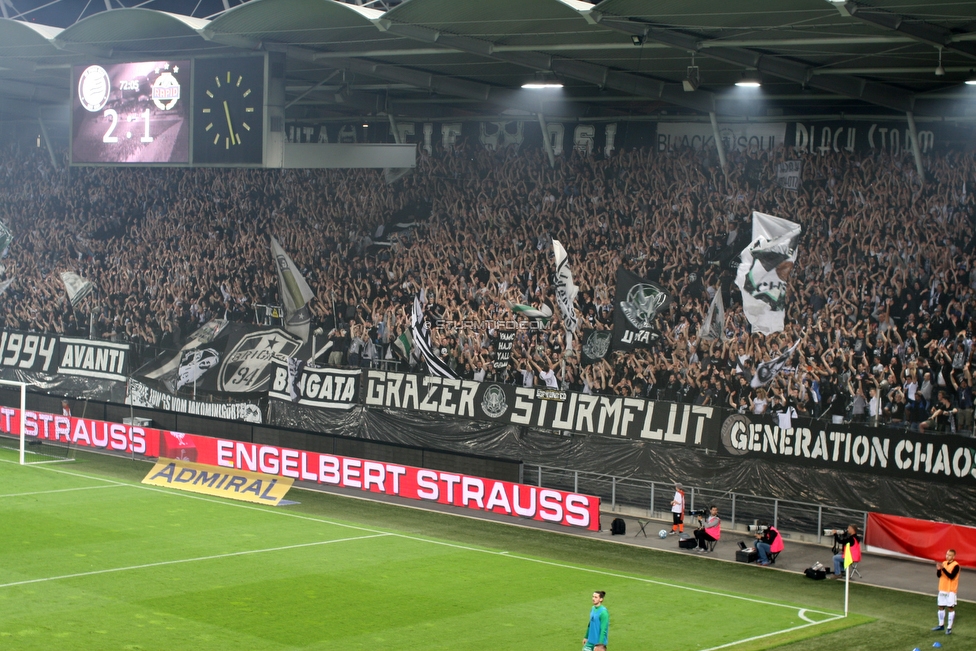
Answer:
[{"left": 71, "top": 61, "right": 190, "bottom": 165}]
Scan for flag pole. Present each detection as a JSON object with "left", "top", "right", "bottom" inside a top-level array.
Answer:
[{"left": 844, "top": 564, "right": 850, "bottom": 617}]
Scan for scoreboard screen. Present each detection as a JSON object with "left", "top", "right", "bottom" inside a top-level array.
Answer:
[{"left": 71, "top": 61, "right": 190, "bottom": 165}]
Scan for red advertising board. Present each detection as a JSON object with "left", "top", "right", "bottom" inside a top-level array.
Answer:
[
  {"left": 867, "top": 512, "right": 976, "bottom": 568},
  {"left": 1, "top": 408, "right": 600, "bottom": 531}
]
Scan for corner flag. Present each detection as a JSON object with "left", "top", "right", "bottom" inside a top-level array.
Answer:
[{"left": 844, "top": 543, "right": 854, "bottom": 569}]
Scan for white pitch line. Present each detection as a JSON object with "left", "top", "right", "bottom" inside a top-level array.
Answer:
[
  {"left": 0, "top": 533, "right": 389, "bottom": 590},
  {"left": 2, "top": 460, "right": 845, "bottom": 621},
  {"left": 699, "top": 615, "right": 846, "bottom": 651},
  {"left": 0, "top": 484, "right": 123, "bottom": 499},
  {"left": 798, "top": 609, "right": 815, "bottom": 623}
]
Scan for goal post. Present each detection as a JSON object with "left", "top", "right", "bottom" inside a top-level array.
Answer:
[
  {"left": 0, "top": 380, "right": 72, "bottom": 465},
  {"left": 0, "top": 379, "right": 27, "bottom": 464}
]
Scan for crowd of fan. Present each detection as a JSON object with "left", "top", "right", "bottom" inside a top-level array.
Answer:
[{"left": 1, "top": 136, "right": 975, "bottom": 434}]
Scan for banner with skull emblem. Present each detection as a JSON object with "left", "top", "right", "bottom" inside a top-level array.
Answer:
[{"left": 611, "top": 267, "right": 673, "bottom": 351}]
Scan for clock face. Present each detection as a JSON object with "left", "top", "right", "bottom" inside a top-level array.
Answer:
[{"left": 193, "top": 56, "right": 265, "bottom": 165}]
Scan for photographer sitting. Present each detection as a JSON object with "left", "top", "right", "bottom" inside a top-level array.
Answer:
[
  {"left": 694, "top": 505, "right": 721, "bottom": 553},
  {"left": 829, "top": 524, "right": 861, "bottom": 578},
  {"left": 754, "top": 522, "right": 784, "bottom": 566}
]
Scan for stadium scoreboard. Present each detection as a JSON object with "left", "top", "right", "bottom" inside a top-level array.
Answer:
[{"left": 71, "top": 54, "right": 281, "bottom": 167}]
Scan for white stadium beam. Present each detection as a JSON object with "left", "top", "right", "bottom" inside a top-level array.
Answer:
[{"left": 841, "top": 1, "right": 976, "bottom": 61}]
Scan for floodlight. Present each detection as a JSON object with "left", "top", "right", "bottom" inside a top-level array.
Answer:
[{"left": 735, "top": 71, "right": 761, "bottom": 88}]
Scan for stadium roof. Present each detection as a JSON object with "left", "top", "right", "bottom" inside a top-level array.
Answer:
[{"left": 2, "top": 0, "right": 976, "bottom": 127}]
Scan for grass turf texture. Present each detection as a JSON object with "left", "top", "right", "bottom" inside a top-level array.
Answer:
[{"left": 0, "top": 450, "right": 966, "bottom": 650}]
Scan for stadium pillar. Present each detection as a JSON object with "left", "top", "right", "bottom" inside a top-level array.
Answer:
[
  {"left": 709, "top": 112, "right": 728, "bottom": 178},
  {"left": 537, "top": 113, "right": 556, "bottom": 168},
  {"left": 905, "top": 112, "right": 926, "bottom": 184},
  {"left": 37, "top": 117, "right": 58, "bottom": 170},
  {"left": 389, "top": 114, "right": 402, "bottom": 144}
]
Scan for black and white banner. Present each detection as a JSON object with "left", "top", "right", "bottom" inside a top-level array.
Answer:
[
  {"left": 57, "top": 337, "right": 129, "bottom": 382},
  {"left": 612, "top": 266, "right": 672, "bottom": 351},
  {"left": 140, "top": 324, "right": 302, "bottom": 394},
  {"left": 363, "top": 369, "right": 719, "bottom": 446},
  {"left": 269, "top": 363, "right": 360, "bottom": 410},
  {"left": 412, "top": 295, "right": 459, "bottom": 379},
  {"left": 657, "top": 121, "right": 787, "bottom": 153},
  {"left": 775, "top": 160, "right": 802, "bottom": 191},
  {"left": 720, "top": 413, "right": 976, "bottom": 486},
  {"left": 0, "top": 330, "right": 59, "bottom": 373},
  {"left": 750, "top": 340, "right": 801, "bottom": 388},
  {"left": 126, "top": 378, "right": 263, "bottom": 423}
]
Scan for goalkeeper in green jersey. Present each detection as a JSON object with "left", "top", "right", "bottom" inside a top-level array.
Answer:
[{"left": 582, "top": 591, "right": 609, "bottom": 650}]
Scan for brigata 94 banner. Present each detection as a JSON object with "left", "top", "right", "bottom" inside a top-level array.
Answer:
[{"left": 0, "top": 408, "right": 600, "bottom": 531}]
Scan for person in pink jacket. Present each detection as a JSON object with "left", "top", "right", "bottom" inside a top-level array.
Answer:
[{"left": 694, "top": 505, "right": 721, "bottom": 552}]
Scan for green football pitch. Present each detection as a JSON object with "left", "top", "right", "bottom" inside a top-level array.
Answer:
[{"left": 0, "top": 449, "right": 965, "bottom": 651}]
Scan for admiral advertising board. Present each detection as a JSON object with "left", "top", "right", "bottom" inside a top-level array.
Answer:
[
  {"left": 719, "top": 413, "right": 976, "bottom": 486},
  {"left": 0, "top": 408, "right": 600, "bottom": 531},
  {"left": 363, "top": 369, "right": 718, "bottom": 447}
]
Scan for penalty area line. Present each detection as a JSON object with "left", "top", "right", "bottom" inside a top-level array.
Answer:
[{"left": 0, "top": 533, "right": 390, "bottom": 590}]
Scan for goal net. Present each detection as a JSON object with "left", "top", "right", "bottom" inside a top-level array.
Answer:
[{"left": 0, "top": 381, "right": 73, "bottom": 464}]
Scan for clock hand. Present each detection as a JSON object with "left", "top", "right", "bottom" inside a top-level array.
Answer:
[{"left": 223, "top": 100, "right": 237, "bottom": 145}]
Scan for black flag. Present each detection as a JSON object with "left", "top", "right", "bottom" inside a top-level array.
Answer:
[{"left": 612, "top": 267, "right": 672, "bottom": 351}]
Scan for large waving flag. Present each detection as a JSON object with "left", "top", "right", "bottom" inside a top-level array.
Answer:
[
  {"left": 271, "top": 237, "right": 315, "bottom": 343},
  {"left": 735, "top": 211, "right": 801, "bottom": 334},
  {"left": 412, "top": 295, "right": 459, "bottom": 379},
  {"left": 552, "top": 240, "right": 579, "bottom": 334}
]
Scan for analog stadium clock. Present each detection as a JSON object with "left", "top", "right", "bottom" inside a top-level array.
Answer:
[{"left": 193, "top": 56, "right": 265, "bottom": 165}]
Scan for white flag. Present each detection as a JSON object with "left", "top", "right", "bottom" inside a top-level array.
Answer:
[
  {"left": 552, "top": 240, "right": 579, "bottom": 334},
  {"left": 735, "top": 212, "right": 800, "bottom": 335},
  {"left": 60, "top": 271, "right": 95, "bottom": 307},
  {"left": 701, "top": 286, "right": 727, "bottom": 342},
  {"left": 271, "top": 237, "right": 315, "bottom": 343}
]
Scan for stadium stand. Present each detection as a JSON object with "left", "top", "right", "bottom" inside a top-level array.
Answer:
[{"left": 1, "top": 140, "right": 975, "bottom": 433}]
